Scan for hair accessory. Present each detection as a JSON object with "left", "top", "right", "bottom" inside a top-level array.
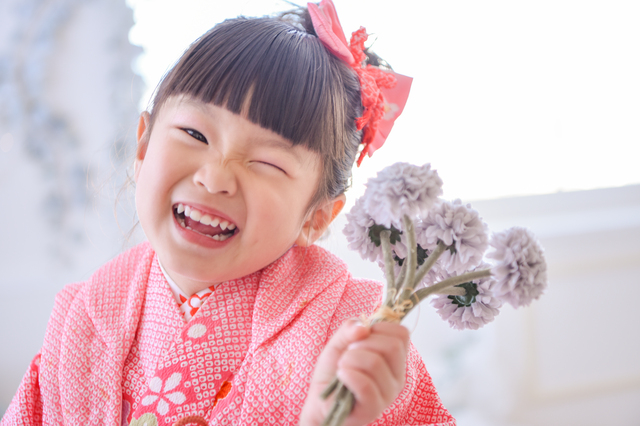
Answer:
[{"left": 308, "top": 0, "right": 413, "bottom": 166}]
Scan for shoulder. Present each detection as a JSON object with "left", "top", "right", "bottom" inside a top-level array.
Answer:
[
  {"left": 52, "top": 242, "right": 153, "bottom": 298},
  {"left": 314, "top": 243, "right": 382, "bottom": 289},
  {"left": 52, "top": 242, "right": 156, "bottom": 328},
  {"left": 62, "top": 242, "right": 154, "bottom": 296},
  {"left": 294, "top": 244, "right": 382, "bottom": 291},
  {"left": 257, "top": 244, "right": 383, "bottom": 317},
  {"left": 89, "top": 241, "right": 156, "bottom": 286},
  {"left": 308, "top": 244, "right": 384, "bottom": 319}
]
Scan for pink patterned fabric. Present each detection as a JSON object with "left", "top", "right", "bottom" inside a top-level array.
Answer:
[
  {"left": 160, "top": 261, "right": 218, "bottom": 322},
  {"left": 2, "top": 242, "right": 455, "bottom": 426},
  {"left": 176, "top": 285, "right": 218, "bottom": 321}
]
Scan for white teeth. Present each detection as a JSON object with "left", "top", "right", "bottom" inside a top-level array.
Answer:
[
  {"left": 212, "top": 234, "right": 221, "bottom": 241},
  {"left": 180, "top": 220, "right": 186, "bottom": 228},
  {"left": 177, "top": 205, "right": 236, "bottom": 232},
  {"left": 200, "top": 214, "right": 212, "bottom": 225},
  {"left": 219, "top": 233, "right": 230, "bottom": 241}
]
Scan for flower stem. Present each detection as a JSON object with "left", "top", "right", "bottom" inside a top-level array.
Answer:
[
  {"left": 320, "top": 381, "right": 354, "bottom": 426},
  {"left": 410, "top": 269, "right": 492, "bottom": 308},
  {"left": 320, "top": 377, "right": 340, "bottom": 400},
  {"left": 413, "top": 240, "right": 447, "bottom": 287},
  {"left": 394, "top": 258, "right": 408, "bottom": 297},
  {"left": 380, "top": 230, "right": 396, "bottom": 306},
  {"left": 436, "top": 287, "right": 467, "bottom": 296},
  {"left": 398, "top": 215, "right": 417, "bottom": 302}
]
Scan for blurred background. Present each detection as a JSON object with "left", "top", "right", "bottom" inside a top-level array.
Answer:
[{"left": 1, "top": 0, "right": 639, "bottom": 424}]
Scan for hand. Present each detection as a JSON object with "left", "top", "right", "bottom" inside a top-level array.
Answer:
[{"left": 300, "top": 319, "right": 410, "bottom": 426}]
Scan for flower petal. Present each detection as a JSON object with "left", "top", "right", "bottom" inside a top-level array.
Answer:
[
  {"left": 166, "top": 391, "right": 186, "bottom": 404},
  {"left": 363, "top": 162, "right": 443, "bottom": 228},
  {"left": 148, "top": 376, "right": 162, "bottom": 393},
  {"left": 163, "top": 372, "right": 182, "bottom": 392},
  {"left": 157, "top": 399, "right": 169, "bottom": 415},
  {"left": 141, "top": 395, "right": 158, "bottom": 406},
  {"left": 487, "top": 227, "right": 547, "bottom": 308}
]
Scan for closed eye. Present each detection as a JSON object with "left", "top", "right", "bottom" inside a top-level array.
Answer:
[
  {"left": 182, "top": 128, "right": 207, "bottom": 144},
  {"left": 255, "top": 161, "right": 286, "bottom": 174}
]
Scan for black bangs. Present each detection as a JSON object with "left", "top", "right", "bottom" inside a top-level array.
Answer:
[{"left": 154, "top": 17, "right": 357, "bottom": 154}]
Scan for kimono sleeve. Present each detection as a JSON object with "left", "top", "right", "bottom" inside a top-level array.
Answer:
[
  {"left": 370, "top": 343, "right": 456, "bottom": 426},
  {"left": 1, "top": 353, "right": 44, "bottom": 426},
  {"left": 1, "top": 282, "right": 84, "bottom": 426}
]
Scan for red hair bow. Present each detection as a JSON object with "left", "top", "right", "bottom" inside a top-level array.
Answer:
[{"left": 308, "top": 0, "right": 413, "bottom": 166}]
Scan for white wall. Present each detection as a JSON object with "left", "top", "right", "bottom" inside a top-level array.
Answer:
[{"left": 0, "top": 0, "right": 143, "bottom": 414}]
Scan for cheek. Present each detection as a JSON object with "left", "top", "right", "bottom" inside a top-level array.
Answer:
[
  {"left": 134, "top": 172, "right": 160, "bottom": 234},
  {"left": 245, "top": 189, "right": 306, "bottom": 239},
  {"left": 135, "top": 152, "right": 177, "bottom": 224}
]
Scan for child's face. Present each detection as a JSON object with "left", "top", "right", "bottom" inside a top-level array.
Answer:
[{"left": 134, "top": 96, "right": 330, "bottom": 294}]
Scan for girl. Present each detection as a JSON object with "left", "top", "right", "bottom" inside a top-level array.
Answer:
[{"left": 2, "top": 2, "right": 455, "bottom": 425}]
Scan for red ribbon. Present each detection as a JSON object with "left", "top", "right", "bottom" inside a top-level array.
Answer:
[{"left": 308, "top": 0, "right": 412, "bottom": 166}]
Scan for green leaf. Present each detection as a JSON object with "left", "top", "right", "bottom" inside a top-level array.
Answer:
[
  {"left": 368, "top": 224, "right": 402, "bottom": 247},
  {"left": 448, "top": 282, "right": 480, "bottom": 307},
  {"left": 416, "top": 244, "right": 429, "bottom": 266},
  {"left": 393, "top": 244, "right": 429, "bottom": 268}
]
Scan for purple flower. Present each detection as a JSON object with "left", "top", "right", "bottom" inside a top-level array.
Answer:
[
  {"left": 363, "top": 162, "right": 443, "bottom": 228},
  {"left": 487, "top": 227, "right": 548, "bottom": 308},
  {"left": 418, "top": 199, "right": 488, "bottom": 274},
  {"left": 431, "top": 263, "right": 502, "bottom": 330},
  {"left": 343, "top": 197, "right": 382, "bottom": 262}
]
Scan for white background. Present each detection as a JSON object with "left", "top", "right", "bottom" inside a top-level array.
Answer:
[{"left": 127, "top": 0, "right": 640, "bottom": 203}]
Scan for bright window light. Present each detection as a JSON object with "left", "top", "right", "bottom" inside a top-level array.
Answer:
[{"left": 127, "top": 0, "right": 640, "bottom": 203}]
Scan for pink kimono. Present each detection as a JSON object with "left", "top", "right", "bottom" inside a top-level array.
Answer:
[{"left": 2, "top": 242, "right": 455, "bottom": 426}]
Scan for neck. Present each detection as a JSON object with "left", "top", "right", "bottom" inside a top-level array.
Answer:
[{"left": 158, "top": 260, "right": 220, "bottom": 297}]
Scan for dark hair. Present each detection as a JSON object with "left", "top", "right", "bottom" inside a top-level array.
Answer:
[{"left": 149, "top": 10, "right": 365, "bottom": 207}]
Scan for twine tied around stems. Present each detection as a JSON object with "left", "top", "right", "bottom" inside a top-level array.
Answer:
[{"left": 369, "top": 301, "right": 412, "bottom": 324}]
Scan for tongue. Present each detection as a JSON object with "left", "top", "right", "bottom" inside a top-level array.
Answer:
[{"left": 185, "top": 217, "right": 225, "bottom": 236}]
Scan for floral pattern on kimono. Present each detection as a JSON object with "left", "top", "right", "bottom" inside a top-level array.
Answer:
[{"left": 121, "top": 255, "right": 258, "bottom": 424}]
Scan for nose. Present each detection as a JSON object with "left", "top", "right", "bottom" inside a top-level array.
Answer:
[{"left": 193, "top": 161, "right": 238, "bottom": 195}]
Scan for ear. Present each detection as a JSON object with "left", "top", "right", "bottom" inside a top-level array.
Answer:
[
  {"left": 134, "top": 111, "right": 151, "bottom": 182},
  {"left": 295, "top": 193, "right": 346, "bottom": 247}
]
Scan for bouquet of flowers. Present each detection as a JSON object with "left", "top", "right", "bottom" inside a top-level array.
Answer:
[{"left": 321, "top": 162, "right": 548, "bottom": 426}]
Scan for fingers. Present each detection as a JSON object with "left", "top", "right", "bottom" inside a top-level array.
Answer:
[
  {"left": 337, "top": 322, "right": 409, "bottom": 402},
  {"left": 337, "top": 346, "right": 398, "bottom": 405},
  {"left": 312, "top": 319, "right": 371, "bottom": 383},
  {"left": 337, "top": 366, "right": 387, "bottom": 419},
  {"left": 302, "top": 319, "right": 411, "bottom": 426},
  {"left": 346, "top": 322, "right": 410, "bottom": 381}
]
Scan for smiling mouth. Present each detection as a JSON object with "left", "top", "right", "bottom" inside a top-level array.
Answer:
[{"left": 173, "top": 203, "right": 238, "bottom": 241}]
